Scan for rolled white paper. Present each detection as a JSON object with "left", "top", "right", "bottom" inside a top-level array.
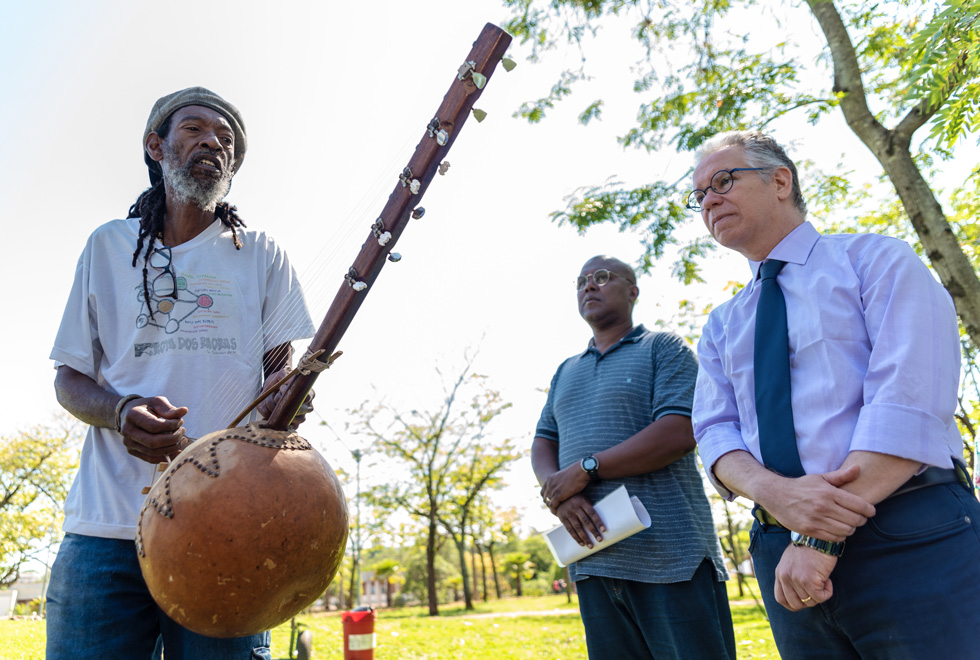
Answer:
[{"left": 542, "top": 484, "right": 652, "bottom": 567}]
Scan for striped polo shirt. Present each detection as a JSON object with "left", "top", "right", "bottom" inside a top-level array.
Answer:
[{"left": 536, "top": 325, "right": 728, "bottom": 584}]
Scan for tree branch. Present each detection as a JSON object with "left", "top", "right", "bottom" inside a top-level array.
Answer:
[{"left": 805, "top": 0, "right": 890, "bottom": 146}]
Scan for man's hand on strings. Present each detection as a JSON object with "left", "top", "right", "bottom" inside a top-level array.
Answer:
[
  {"left": 258, "top": 367, "right": 315, "bottom": 430},
  {"left": 118, "top": 396, "right": 189, "bottom": 464}
]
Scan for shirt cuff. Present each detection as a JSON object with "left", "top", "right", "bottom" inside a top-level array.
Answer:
[
  {"left": 653, "top": 406, "right": 692, "bottom": 421},
  {"left": 696, "top": 423, "right": 750, "bottom": 501},
  {"left": 851, "top": 402, "right": 956, "bottom": 469},
  {"left": 49, "top": 348, "right": 98, "bottom": 381},
  {"left": 535, "top": 427, "right": 559, "bottom": 443}
]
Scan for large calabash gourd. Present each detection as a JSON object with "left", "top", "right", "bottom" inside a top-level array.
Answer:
[{"left": 136, "top": 423, "right": 348, "bottom": 638}]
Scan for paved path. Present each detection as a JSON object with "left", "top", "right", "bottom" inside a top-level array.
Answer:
[{"left": 461, "top": 608, "right": 581, "bottom": 619}]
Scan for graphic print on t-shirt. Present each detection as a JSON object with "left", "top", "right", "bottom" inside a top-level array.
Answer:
[
  {"left": 132, "top": 270, "right": 242, "bottom": 359},
  {"left": 136, "top": 273, "right": 215, "bottom": 334}
]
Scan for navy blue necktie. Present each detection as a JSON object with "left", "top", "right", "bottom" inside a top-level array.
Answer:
[{"left": 754, "top": 259, "right": 805, "bottom": 477}]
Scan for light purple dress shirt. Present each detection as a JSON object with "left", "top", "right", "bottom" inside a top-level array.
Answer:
[{"left": 693, "top": 222, "right": 962, "bottom": 499}]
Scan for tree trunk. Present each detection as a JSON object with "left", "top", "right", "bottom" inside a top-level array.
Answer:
[
  {"left": 475, "top": 542, "right": 489, "bottom": 601},
  {"left": 348, "top": 559, "right": 358, "bottom": 607},
  {"left": 488, "top": 543, "right": 502, "bottom": 599},
  {"left": 426, "top": 517, "right": 439, "bottom": 616},
  {"left": 807, "top": 0, "right": 980, "bottom": 350},
  {"left": 461, "top": 519, "right": 474, "bottom": 609},
  {"left": 469, "top": 542, "right": 480, "bottom": 602},
  {"left": 722, "top": 502, "right": 745, "bottom": 598},
  {"left": 337, "top": 561, "right": 345, "bottom": 611},
  {"left": 385, "top": 580, "right": 393, "bottom": 608},
  {"left": 453, "top": 534, "right": 474, "bottom": 610}
]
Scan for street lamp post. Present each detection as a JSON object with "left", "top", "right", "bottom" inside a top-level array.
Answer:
[{"left": 352, "top": 448, "right": 363, "bottom": 608}]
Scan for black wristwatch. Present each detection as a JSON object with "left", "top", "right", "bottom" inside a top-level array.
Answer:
[
  {"left": 790, "top": 531, "right": 845, "bottom": 557},
  {"left": 580, "top": 455, "right": 600, "bottom": 481}
]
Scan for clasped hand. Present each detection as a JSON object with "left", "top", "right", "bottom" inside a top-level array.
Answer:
[
  {"left": 540, "top": 465, "right": 606, "bottom": 548},
  {"left": 774, "top": 544, "right": 838, "bottom": 611},
  {"left": 764, "top": 464, "right": 875, "bottom": 542},
  {"left": 540, "top": 464, "right": 589, "bottom": 514},
  {"left": 767, "top": 464, "right": 875, "bottom": 611}
]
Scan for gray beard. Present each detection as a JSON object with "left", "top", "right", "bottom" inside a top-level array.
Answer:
[{"left": 162, "top": 142, "right": 233, "bottom": 213}]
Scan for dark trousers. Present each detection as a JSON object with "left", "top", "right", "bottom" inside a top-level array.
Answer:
[
  {"left": 576, "top": 559, "right": 736, "bottom": 659},
  {"left": 751, "top": 481, "right": 980, "bottom": 659}
]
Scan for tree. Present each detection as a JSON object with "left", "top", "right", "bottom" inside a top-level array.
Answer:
[
  {"left": 400, "top": 545, "right": 459, "bottom": 606},
  {"left": 317, "top": 452, "right": 380, "bottom": 608},
  {"left": 522, "top": 534, "right": 554, "bottom": 582},
  {"left": 370, "top": 558, "right": 405, "bottom": 608},
  {"left": 713, "top": 496, "right": 756, "bottom": 600},
  {"left": 470, "top": 541, "right": 490, "bottom": 603},
  {"left": 502, "top": 0, "right": 980, "bottom": 348},
  {"left": 351, "top": 361, "right": 517, "bottom": 616},
  {"left": 436, "top": 398, "right": 523, "bottom": 610},
  {"left": 1, "top": 422, "right": 80, "bottom": 587},
  {"left": 903, "top": 1, "right": 980, "bottom": 149},
  {"left": 504, "top": 551, "right": 536, "bottom": 597},
  {"left": 471, "top": 502, "right": 520, "bottom": 599}
]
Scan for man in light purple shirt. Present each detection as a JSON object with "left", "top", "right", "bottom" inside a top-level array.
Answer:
[{"left": 690, "top": 130, "right": 980, "bottom": 658}]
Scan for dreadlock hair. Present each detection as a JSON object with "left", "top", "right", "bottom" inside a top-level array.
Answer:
[{"left": 128, "top": 114, "right": 247, "bottom": 318}]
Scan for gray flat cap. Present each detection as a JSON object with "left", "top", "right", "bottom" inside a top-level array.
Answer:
[{"left": 143, "top": 86, "right": 247, "bottom": 185}]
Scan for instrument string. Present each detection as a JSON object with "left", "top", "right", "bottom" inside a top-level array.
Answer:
[{"left": 203, "top": 133, "right": 421, "bottom": 425}]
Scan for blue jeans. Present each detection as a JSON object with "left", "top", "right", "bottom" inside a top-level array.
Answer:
[
  {"left": 751, "top": 481, "right": 980, "bottom": 659},
  {"left": 45, "top": 533, "right": 271, "bottom": 660},
  {"left": 576, "top": 559, "right": 736, "bottom": 659}
]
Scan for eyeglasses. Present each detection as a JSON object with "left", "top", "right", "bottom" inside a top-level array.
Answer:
[
  {"left": 576, "top": 269, "right": 634, "bottom": 291},
  {"left": 149, "top": 246, "right": 178, "bottom": 299},
  {"left": 685, "top": 168, "right": 766, "bottom": 212}
]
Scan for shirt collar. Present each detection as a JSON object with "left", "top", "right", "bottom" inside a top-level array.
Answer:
[
  {"left": 580, "top": 324, "right": 646, "bottom": 357},
  {"left": 748, "top": 221, "right": 820, "bottom": 279}
]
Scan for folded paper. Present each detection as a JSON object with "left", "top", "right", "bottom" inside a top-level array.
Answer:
[{"left": 542, "top": 485, "right": 652, "bottom": 567}]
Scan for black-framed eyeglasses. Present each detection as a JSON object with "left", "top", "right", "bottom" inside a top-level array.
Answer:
[
  {"left": 685, "top": 167, "right": 766, "bottom": 212},
  {"left": 576, "top": 269, "right": 634, "bottom": 291},
  {"left": 149, "top": 246, "right": 178, "bottom": 299}
]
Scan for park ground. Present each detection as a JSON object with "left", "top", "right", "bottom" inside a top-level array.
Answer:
[{"left": 0, "top": 581, "right": 778, "bottom": 659}]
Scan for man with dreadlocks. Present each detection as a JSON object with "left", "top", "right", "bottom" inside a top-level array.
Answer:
[{"left": 47, "top": 87, "right": 316, "bottom": 659}]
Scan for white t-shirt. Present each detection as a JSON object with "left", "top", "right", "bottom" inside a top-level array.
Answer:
[{"left": 51, "top": 218, "right": 316, "bottom": 539}]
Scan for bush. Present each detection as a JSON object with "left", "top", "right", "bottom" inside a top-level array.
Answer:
[
  {"left": 520, "top": 577, "right": 552, "bottom": 597},
  {"left": 14, "top": 599, "right": 41, "bottom": 616}
]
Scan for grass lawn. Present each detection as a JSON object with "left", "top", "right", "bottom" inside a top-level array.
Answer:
[{"left": 1, "top": 590, "right": 778, "bottom": 659}]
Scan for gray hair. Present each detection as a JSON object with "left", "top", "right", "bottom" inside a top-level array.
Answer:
[{"left": 696, "top": 131, "right": 807, "bottom": 217}]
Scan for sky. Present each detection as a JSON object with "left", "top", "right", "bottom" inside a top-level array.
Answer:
[{"left": 2, "top": 0, "right": 975, "bottom": 538}]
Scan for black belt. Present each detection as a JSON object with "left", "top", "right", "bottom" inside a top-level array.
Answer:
[
  {"left": 890, "top": 462, "right": 970, "bottom": 499},
  {"left": 752, "top": 464, "right": 972, "bottom": 529}
]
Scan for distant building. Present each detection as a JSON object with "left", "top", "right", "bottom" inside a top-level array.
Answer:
[
  {"left": 9, "top": 571, "right": 48, "bottom": 610},
  {"left": 359, "top": 570, "right": 399, "bottom": 608},
  {"left": 0, "top": 590, "right": 16, "bottom": 618}
]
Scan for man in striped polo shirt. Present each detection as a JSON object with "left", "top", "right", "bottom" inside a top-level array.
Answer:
[{"left": 533, "top": 255, "right": 735, "bottom": 659}]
